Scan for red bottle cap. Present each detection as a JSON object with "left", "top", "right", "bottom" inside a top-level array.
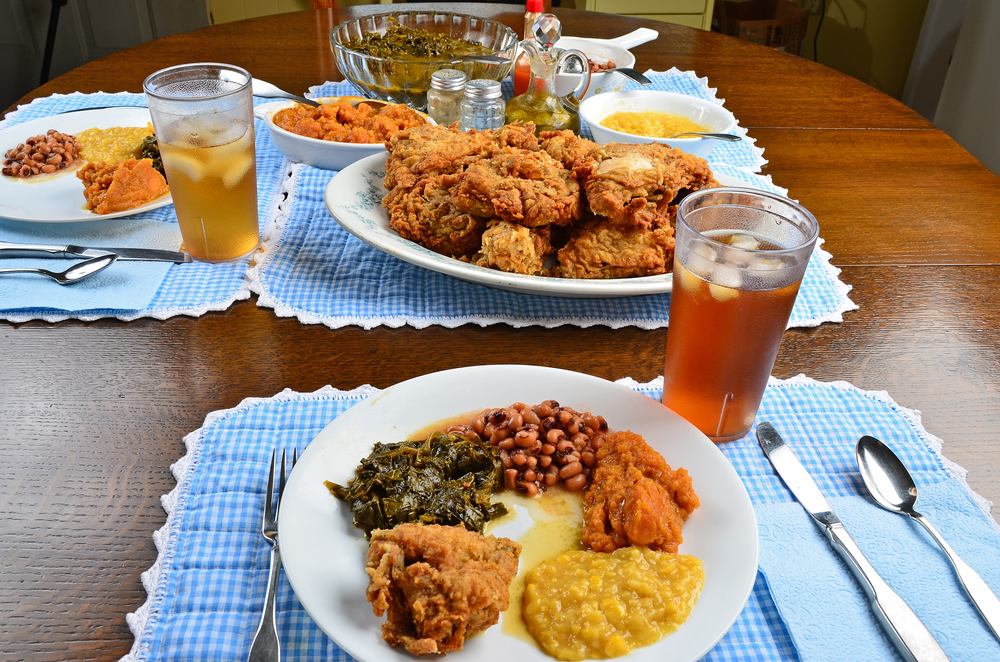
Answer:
[{"left": 526, "top": 0, "right": 543, "bottom": 12}]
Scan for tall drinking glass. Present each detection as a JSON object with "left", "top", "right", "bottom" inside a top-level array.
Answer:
[
  {"left": 662, "top": 188, "right": 819, "bottom": 442},
  {"left": 143, "top": 63, "right": 259, "bottom": 262}
]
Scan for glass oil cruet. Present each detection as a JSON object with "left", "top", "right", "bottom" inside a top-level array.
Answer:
[{"left": 505, "top": 13, "right": 591, "bottom": 134}]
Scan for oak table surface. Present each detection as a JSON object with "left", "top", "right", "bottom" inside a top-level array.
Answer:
[{"left": 3, "top": 5, "right": 999, "bottom": 661}]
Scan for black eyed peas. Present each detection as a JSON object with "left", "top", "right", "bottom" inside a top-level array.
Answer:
[
  {"left": 2, "top": 130, "right": 81, "bottom": 178},
  {"left": 446, "top": 399, "right": 609, "bottom": 496}
]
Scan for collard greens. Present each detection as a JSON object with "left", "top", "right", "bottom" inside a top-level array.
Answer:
[{"left": 326, "top": 431, "right": 507, "bottom": 537}]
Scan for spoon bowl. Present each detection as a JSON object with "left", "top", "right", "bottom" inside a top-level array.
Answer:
[
  {"left": 857, "top": 434, "right": 1000, "bottom": 641},
  {"left": 251, "top": 78, "right": 320, "bottom": 107},
  {"left": 0, "top": 253, "right": 117, "bottom": 284}
]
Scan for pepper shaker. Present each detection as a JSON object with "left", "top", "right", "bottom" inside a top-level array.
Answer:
[
  {"left": 459, "top": 79, "right": 505, "bottom": 131},
  {"left": 427, "top": 69, "right": 467, "bottom": 127}
]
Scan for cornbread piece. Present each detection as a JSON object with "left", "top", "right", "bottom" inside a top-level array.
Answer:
[
  {"left": 77, "top": 158, "right": 169, "bottom": 215},
  {"left": 366, "top": 523, "right": 521, "bottom": 655},
  {"left": 583, "top": 430, "right": 699, "bottom": 553}
]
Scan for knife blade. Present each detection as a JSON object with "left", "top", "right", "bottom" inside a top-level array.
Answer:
[
  {"left": 756, "top": 422, "right": 951, "bottom": 662},
  {"left": 0, "top": 241, "right": 191, "bottom": 263}
]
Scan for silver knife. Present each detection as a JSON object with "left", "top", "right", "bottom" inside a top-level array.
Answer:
[
  {"left": 0, "top": 241, "right": 191, "bottom": 263},
  {"left": 756, "top": 422, "right": 951, "bottom": 662}
]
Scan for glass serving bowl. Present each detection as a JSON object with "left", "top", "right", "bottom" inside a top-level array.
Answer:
[{"left": 331, "top": 12, "right": 517, "bottom": 111}]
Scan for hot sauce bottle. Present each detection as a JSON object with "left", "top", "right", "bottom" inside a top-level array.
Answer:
[{"left": 514, "top": 0, "right": 543, "bottom": 97}]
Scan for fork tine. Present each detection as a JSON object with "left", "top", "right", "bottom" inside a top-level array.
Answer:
[
  {"left": 264, "top": 449, "right": 276, "bottom": 527},
  {"left": 277, "top": 447, "right": 297, "bottom": 505},
  {"left": 278, "top": 448, "right": 288, "bottom": 501}
]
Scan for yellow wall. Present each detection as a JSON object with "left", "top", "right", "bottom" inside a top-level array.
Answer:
[
  {"left": 207, "top": 0, "right": 311, "bottom": 24},
  {"left": 798, "top": 0, "right": 930, "bottom": 100}
]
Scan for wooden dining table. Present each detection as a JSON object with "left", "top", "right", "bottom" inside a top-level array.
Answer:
[{"left": 2, "top": 3, "right": 999, "bottom": 660}]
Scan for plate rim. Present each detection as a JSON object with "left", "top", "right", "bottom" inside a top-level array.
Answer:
[
  {"left": 324, "top": 153, "right": 761, "bottom": 298},
  {"left": 278, "top": 364, "right": 760, "bottom": 662},
  {"left": 0, "top": 106, "right": 173, "bottom": 223}
]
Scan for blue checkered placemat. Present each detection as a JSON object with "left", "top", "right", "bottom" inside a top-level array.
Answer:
[
  {"left": 0, "top": 92, "right": 287, "bottom": 322},
  {"left": 123, "top": 374, "right": 1000, "bottom": 662},
  {"left": 251, "top": 71, "right": 855, "bottom": 329}
]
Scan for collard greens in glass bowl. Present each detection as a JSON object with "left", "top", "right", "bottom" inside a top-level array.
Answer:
[{"left": 331, "top": 11, "right": 516, "bottom": 110}]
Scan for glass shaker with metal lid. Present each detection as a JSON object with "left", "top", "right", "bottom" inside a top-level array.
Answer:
[
  {"left": 427, "top": 69, "right": 467, "bottom": 127},
  {"left": 459, "top": 79, "right": 505, "bottom": 131}
]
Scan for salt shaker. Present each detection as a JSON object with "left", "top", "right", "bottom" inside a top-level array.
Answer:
[
  {"left": 427, "top": 69, "right": 467, "bottom": 127},
  {"left": 459, "top": 79, "right": 505, "bottom": 131}
]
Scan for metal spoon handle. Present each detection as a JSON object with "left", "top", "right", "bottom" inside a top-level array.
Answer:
[
  {"left": 608, "top": 67, "right": 651, "bottom": 86},
  {"left": 669, "top": 132, "right": 742, "bottom": 142},
  {"left": 912, "top": 511, "right": 1000, "bottom": 640}
]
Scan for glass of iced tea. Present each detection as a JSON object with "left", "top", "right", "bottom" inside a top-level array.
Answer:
[
  {"left": 143, "top": 63, "right": 259, "bottom": 262},
  {"left": 662, "top": 188, "right": 819, "bottom": 442}
]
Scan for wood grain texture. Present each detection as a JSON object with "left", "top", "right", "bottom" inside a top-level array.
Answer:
[{"left": 1, "top": 5, "right": 999, "bottom": 662}]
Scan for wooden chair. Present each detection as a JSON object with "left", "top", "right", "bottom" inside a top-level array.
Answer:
[{"left": 312, "top": 0, "right": 336, "bottom": 8}]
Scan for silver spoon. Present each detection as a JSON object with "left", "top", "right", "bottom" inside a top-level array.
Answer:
[
  {"left": 251, "top": 78, "right": 320, "bottom": 107},
  {"left": 0, "top": 253, "right": 117, "bottom": 284},
  {"left": 667, "top": 132, "right": 742, "bottom": 141},
  {"left": 857, "top": 434, "right": 1000, "bottom": 642},
  {"left": 560, "top": 58, "right": 652, "bottom": 86}
]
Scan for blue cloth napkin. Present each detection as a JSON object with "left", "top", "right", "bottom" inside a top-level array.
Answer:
[
  {"left": 758, "top": 482, "right": 1000, "bottom": 662},
  {"left": 252, "top": 72, "right": 856, "bottom": 330},
  {"left": 0, "top": 92, "right": 288, "bottom": 321},
  {"left": 122, "top": 375, "right": 1000, "bottom": 662},
  {"left": 0, "top": 217, "right": 177, "bottom": 312}
]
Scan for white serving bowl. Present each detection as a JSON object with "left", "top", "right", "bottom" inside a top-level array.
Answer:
[
  {"left": 254, "top": 98, "right": 434, "bottom": 171},
  {"left": 579, "top": 90, "right": 738, "bottom": 160},
  {"left": 553, "top": 28, "right": 658, "bottom": 100}
]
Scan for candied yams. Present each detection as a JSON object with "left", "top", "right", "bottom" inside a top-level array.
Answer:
[
  {"left": 77, "top": 158, "right": 168, "bottom": 215},
  {"left": 583, "top": 430, "right": 699, "bottom": 553},
  {"left": 366, "top": 523, "right": 521, "bottom": 656}
]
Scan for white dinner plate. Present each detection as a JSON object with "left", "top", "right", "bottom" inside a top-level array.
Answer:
[
  {"left": 324, "top": 153, "right": 760, "bottom": 297},
  {"left": 0, "top": 107, "right": 173, "bottom": 223},
  {"left": 278, "top": 365, "right": 759, "bottom": 662}
]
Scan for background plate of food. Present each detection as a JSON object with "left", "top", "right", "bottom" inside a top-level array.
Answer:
[
  {"left": 0, "top": 107, "right": 173, "bottom": 223},
  {"left": 278, "top": 365, "right": 759, "bottom": 662},
  {"left": 325, "top": 152, "right": 760, "bottom": 298}
]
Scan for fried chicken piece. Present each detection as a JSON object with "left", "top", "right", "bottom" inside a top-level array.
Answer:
[
  {"left": 574, "top": 143, "right": 718, "bottom": 228},
  {"left": 539, "top": 129, "right": 599, "bottom": 169},
  {"left": 384, "top": 173, "right": 487, "bottom": 257},
  {"left": 77, "top": 158, "right": 169, "bottom": 215},
  {"left": 556, "top": 215, "right": 676, "bottom": 279},
  {"left": 583, "top": 430, "right": 700, "bottom": 553},
  {"left": 473, "top": 220, "right": 555, "bottom": 275},
  {"left": 453, "top": 147, "right": 581, "bottom": 227},
  {"left": 366, "top": 523, "right": 521, "bottom": 656},
  {"left": 384, "top": 122, "right": 538, "bottom": 190}
]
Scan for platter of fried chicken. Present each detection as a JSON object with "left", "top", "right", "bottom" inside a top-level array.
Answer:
[
  {"left": 326, "top": 122, "right": 754, "bottom": 297},
  {"left": 277, "top": 365, "right": 759, "bottom": 662}
]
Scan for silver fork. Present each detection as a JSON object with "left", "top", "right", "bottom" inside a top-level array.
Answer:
[{"left": 248, "top": 448, "right": 297, "bottom": 662}]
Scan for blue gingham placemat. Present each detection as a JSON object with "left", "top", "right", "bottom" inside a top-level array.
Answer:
[
  {"left": 250, "top": 70, "right": 855, "bottom": 329},
  {"left": 0, "top": 92, "right": 286, "bottom": 322},
  {"left": 122, "top": 374, "right": 1000, "bottom": 662}
]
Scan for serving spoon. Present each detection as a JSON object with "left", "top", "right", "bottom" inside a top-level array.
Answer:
[
  {"left": 856, "top": 434, "right": 1000, "bottom": 642},
  {"left": 560, "top": 59, "right": 652, "bottom": 86},
  {"left": 0, "top": 253, "right": 117, "bottom": 284},
  {"left": 252, "top": 78, "right": 320, "bottom": 107},
  {"left": 667, "top": 132, "right": 742, "bottom": 142}
]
